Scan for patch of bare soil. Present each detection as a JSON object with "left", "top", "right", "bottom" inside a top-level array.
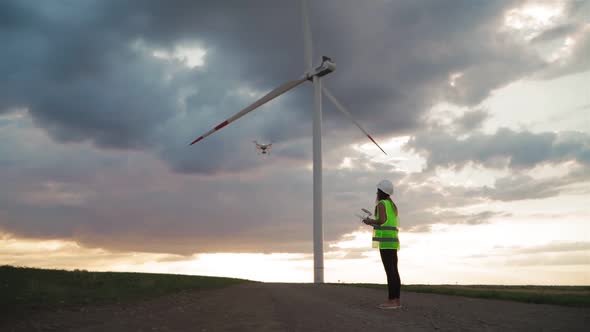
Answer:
[{"left": 3, "top": 283, "right": 589, "bottom": 331}]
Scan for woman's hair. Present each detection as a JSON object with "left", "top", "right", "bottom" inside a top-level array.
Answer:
[
  {"left": 377, "top": 189, "right": 390, "bottom": 201},
  {"left": 376, "top": 189, "right": 398, "bottom": 217}
]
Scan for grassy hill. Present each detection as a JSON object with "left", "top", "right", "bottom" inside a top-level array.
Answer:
[{"left": 0, "top": 265, "right": 248, "bottom": 318}]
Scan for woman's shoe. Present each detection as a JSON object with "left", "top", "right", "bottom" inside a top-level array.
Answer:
[{"left": 377, "top": 302, "right": 402, "bottom": 309}]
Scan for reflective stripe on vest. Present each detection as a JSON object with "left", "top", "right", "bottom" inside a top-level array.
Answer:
[
  {"left": 373, "top": 226, "right": 398, "bottom": 231},
  {"left": 373, "top": 199, "right": 399, "bottom": 249},
  {"left": 372, "top": 237, "right": 399, "bottom": 242}
]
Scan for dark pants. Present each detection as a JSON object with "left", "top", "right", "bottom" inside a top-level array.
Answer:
[{"left": 380, "top": 249, "right": 401, "bottom": 300}]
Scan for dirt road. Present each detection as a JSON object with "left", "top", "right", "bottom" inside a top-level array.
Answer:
[{"left": 4, "top": 283, "right": 589, "bottom": 331}]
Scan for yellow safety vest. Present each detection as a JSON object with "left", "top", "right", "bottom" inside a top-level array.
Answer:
[{"left": 372, "top": 199, "right": 399, "bottom": 249}]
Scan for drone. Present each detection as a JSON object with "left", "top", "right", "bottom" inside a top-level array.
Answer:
[{"left": 253, "top": 140, "right": 272, "bottom": 155}]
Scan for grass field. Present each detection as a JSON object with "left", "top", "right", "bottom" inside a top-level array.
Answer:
[
  {"left": 0, "top": 265, "right": 248, "bottom": 318},
  {"left": 347, "top": 283, "right": 590, "bottom": 307},
  {"left": 2, "top": 265, "right": 588, "bottom": 320}
]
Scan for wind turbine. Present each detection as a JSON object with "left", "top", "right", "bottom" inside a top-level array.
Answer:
[{"left": 190, "top": 0, "right": 387, "bottom": 283}]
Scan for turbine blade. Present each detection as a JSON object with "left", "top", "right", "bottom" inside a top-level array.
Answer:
[
  {"left": 302, "top": 0, "right": 313, "bottom": 72},
  {"left": 190, "top": 77, "right": 307, "bottom": 145},
  {"left": 322, "top": 87, "right": 388, "bottom": 155}
]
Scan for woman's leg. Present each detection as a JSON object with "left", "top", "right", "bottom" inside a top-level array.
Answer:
[
  {"left": 379, "top": 249, "right": 395, "bottom": 300},
  {"left": 392, "top": 250, "right": 401, "bottom": 299}
]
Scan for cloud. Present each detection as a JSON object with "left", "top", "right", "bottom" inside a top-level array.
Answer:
[
  {"left": 538, "top": 22, "right": 590, "bottom": 79},
  {"left": 402, "top": 209, "right": 509, "bottom": 232},
  {"left": 0, "top": 114, "right": 499, "bottom": 253},
  {"left": 509, "top": 242, "right": 590, "bottom": 254},
  {"left": 1, "top": 0, "right": 589, "bottom": 258},
  {"left": 474, "top": 165, "right": 590, "bottom": 201},
  {"left": 404, "top": 121, "right": 590, "bottom": 202},
  {"left": 470, "top": 241, "right": 590, "bottom": 267},
  {"left": 462, "top": 241, "right": 590, "bottom": 269},
  {"left": 0, "top": 0, "right": 559, "bottom": 175},
  {"left": 454, "top": 109, "right": 490, "bottom": 133},
  {"left": 530, "top": 23, "right": 580, "bottom": 44},
  {"left": 406, "top": 127, "right": 590, "bottom": 170},
  {"left": 503, "top": 253, "right": 590, "bottom": 266},
  {"left": 1, "top": 108, "right": 586, "bottom": 255}
]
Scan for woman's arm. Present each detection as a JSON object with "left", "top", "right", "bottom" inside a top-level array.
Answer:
[{"left": 363, "top": 202, "right": 387, "bottom": 226}]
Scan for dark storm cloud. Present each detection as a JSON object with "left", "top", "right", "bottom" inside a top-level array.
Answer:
[
  {"left": 0, "top": 116, "right": 477, "bottom": 253},
  {"left": 472, "top": 164, "right": 590, "bottom": 201},
  {"left": 0, "top": 115, "right": 583, "bottom": 254},
  {"left": 1, "top": 0, "right": 554, "bottom": 174},
  {"left": 538, "top": 3, "right": 590, "bottom": 81},
  {"left": 406, "top": 128, "right": 590, "bottom": 170},
  {"left": 530, "top": 23, "right": 580, "bottom": 44},
  {"left": 2, "top": 0, "right": 589, "bottom": 257},
  {"left": 0, "top": 116, "right": 324, "bottom": 254},
  {"left": 454, "top": 109, "right": 490, "bottom": 133},
  {"left": 392, "top": 181, "right": 508, "bottom": 231},
  {"left": 313, "top": 0, "right": 543, "bottom": 131},
  {"left": 0, "top": 1, "right": 184, "bottom": 149},
  {"left": 543, "top": 35, "right": 590, "bottom": 79},
  {"left": 401, "top": 210, "right": 509, "bottom": 232},
  {"left": 0, "top": 149, "right": 316, "bottom": 254},
  {"left": 1, "top": 0, "right": 309, "bottom": 159},
  {"left": 482, "top": 175, "right": 562, "bottom": 201}
]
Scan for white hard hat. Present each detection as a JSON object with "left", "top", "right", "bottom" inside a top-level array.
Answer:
[{"left": 377, "top": 179, "right": 394, "bottom": 196}]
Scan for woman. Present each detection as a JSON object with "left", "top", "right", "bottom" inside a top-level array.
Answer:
[{"left": 363, "top": 179, "right": 401, "bottom": 309}]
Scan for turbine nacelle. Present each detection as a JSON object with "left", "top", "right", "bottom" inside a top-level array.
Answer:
[{"left": 306, "top": 56, "right": 336, "bottom": 80}]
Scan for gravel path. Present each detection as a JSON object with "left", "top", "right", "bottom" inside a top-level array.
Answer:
[{"left": 3, "top": 283, "right": 589, "bottom": 331}]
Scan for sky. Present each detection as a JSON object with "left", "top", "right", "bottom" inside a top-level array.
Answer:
[{"left": 1, "top": 0, "right": 589, "bottom": 285}]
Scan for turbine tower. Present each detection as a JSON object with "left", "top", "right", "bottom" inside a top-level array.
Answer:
[
  {"left": 190, "top": 0, "right": 386, "bottom": 283},
  {"left": 303, "top": 0, "right": 324, "bottom": 284}
]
